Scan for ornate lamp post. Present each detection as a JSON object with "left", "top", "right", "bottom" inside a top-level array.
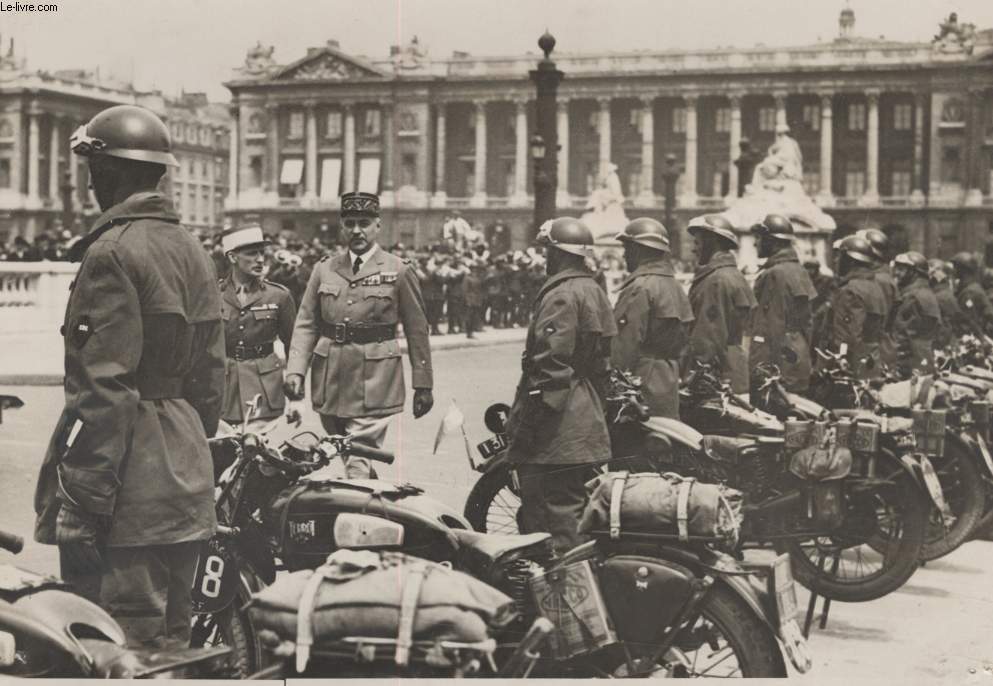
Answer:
[
  {"left": 59, "top": 169, "right": 75, "bottom": 234},
  {"left": 661, "top": 152, "right": 682, "bottom": 258},
  {"left": 529, "top": 30, "right": 564, "bottom": 239}
]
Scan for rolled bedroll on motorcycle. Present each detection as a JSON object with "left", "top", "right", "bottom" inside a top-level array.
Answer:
[
  {"left": 465, "top": 370, "right": 930, "bottom": 604},
  {"left": 189, "top": 405, "right": 808, "bottom": 677}
]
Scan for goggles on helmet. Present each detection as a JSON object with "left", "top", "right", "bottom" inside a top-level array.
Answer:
[{"left": 69, "top": 125, "right": 107, "bottom": 156}]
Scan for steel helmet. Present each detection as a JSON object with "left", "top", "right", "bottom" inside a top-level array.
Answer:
[
  {"left": 950, "top": 251, "right": 980, "bottom": 275},
  {"left": 70, "top": 105, "right": 179, "bottom": 167},
  {"left": 687, "top": 213, "right": 739, "bottom": 247},
  {"left": 928, "top": 258, "right": 950, "bottom": 283},
  {"left": 893, "top": 251, "right": 929, "bottom": 277},
  {"left": 615, "top": 217, "right": 670, "bottom": 252},
  {"left": 751, "top": 213, "right": 795, "bottom": 241},
  {"left": 855, "top": 228, "right": 889, "bottom": 262},
  {"left": 834, "top": 235, "right": 876, "bottom": 264},
  {"left": 536, "top": 217, "right": 594, "bottom": 257}
]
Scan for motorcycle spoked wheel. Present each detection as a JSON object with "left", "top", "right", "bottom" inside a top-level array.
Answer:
[
  {"left": 917, "top": 442, "right": 985, "bottom": 560},
  {"left": 464, "top": 466, "right": 524, "bottom": 534},
  {"left": 968, "top": 473, "right": 993, "bottom": 540},
  {"left": 775, "top": 468, "right": 927, "bottom": 603},
  {"left": 190, "top": 597, "right": 262, "bottom": 678}
]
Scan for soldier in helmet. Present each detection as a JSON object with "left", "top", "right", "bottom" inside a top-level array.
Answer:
[
  {"left": 34, "top": 105, "right": 224, "bottom": 647},
  {"left": 506, "top": 217, "right": 616, "bottom": 555},
  {"left": 857, "top": 228, "right": 899, "bottom": 371},
  {"left": 929, "top": 258, "right": 963, "bottom": 348},
  {"left": 950, "top": 251, "right": 993, "bottom": 337},
  {"left": 685, "top": 214, "right": 757, "bottom": 397},
  {"left": 610, "top": 217, "right": 693, "bottom": 418},
  {"left": 890, "top": 251, "right": 942, "bottom": 376},
  {"left": 828, "top": 235, "right": 888, "bottom": 379},
  {"left": 749, "top": 214, "right": 818, "bottom": 392}
]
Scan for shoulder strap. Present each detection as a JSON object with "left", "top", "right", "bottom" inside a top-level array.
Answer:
[
  {"left": 676, "top": 477, "right": 697, "bottom": 542},
  {"left": 395, "top": 562, "right": 430, "bottom": 666},
  {"left": 609, "top": 471, "right": 628, "bottom": 540}
]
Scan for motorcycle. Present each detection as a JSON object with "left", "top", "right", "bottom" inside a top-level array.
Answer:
[
  {"left": 0, "top": 395, "right": 229, "bottom": 678},
  {"left": 192, "top": 405, "right": 807, "bottom": 677},
  {"left": 465, "top": 371, "right": 929, "bottom": 604}
]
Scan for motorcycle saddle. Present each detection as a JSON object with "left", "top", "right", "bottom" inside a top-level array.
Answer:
[
  {"left": 702, "top": 435, "right": 755, "bottom": 463},
  {"left": 452, "top": 530, "right": 551, "bottom": 573}
]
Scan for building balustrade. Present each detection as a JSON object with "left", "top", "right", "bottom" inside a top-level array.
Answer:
[{"left": 0, "top": 262, "right": 77, "bottom": 333}]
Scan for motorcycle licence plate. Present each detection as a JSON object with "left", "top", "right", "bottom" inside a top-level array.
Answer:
[
  {"left": 976, "top": 434, "right": 993, "bottom": 479},
  {"left": 477, "top": 433, "right": 508, "bottom": 460}
]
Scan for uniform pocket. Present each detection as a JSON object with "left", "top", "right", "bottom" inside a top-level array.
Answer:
[
  {"left": 257, "top": 355, "right": 286, "bottom": 411},
  {"left": 363, "top": 340, "right": 404, "bottom": 410},
  {"left": 310, "top": 337, "right": 331, "bottom": 407}
]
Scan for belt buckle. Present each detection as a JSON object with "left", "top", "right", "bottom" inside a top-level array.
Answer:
[
  {"left": 233, "top": 345, "right": 247, "bottom": 360},
  {"left": 334, "top": 323, "right": 347, "bottom": 344}
]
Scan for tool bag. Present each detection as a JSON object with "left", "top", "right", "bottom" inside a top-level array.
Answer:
[
  {"left": 578, "top": 471, "right": 743, "bottom": 545},
  {"left": 246, "top": 550, "right": 516, "bottom": 670},
  {"left": 785, "top": 420, "right": 853, "bottom": 481}
]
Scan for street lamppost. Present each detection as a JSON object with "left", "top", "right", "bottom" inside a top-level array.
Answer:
[
  {"left": 59, "top": 169, "right": 75, "bottom": 234},
  {"left": 529, "top": 30, "right": 563, "bottom": 240},
  {"left": 661, "top": 152, "right": 682, "bottom": 258}
]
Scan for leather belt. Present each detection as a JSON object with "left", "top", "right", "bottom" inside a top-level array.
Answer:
[
  {"left": 227, "top": 342, "right": 274, "bottom": 361},
  {"left": 320, "top": 321, "right": 397, "bottom": 345}
]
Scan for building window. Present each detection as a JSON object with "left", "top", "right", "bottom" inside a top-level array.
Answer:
[
  {"left": 802, "top": 104, "right": 820, "bottom": 131},
  {"left": 464, "top": 162, "right": 475, "bottom": 197},
  {"left": 712, "top": 170, "right": 726, "bottom": 198},
  {"left": 672, "top": 107, "right": 686, "bottom": 134},
  {"left": 844, "top": 161, "right": 866, "bottom": 197},
  {"left": 715, "top": 107, "right": 731, "bottom": 133},
  {"left": 287, "top": 111, "right": 304, "bottom": 140},
  {"left": 848, "top": 103, "right": 866, "bottom": 131},
  {"left": 172, "top": 188, "right": 182, "bottom": 210},
  {"left": 891, "top": 169, "right": 912, "bottom": 196},
  {"left": 249, "top": 155, "right": 263, "bottom": 188},
  {"left": 0, "top": 120, "right": 12, "bottom": 140},
  {"left": 942, "top": 146, "right": 961, "bottom": 184},
  {"left": 173, "top": 124, "right": 185, "bottom": 143},
  {"left": 585, "top": 160, "right": 599, "bottom": 194},
  {"left": 363, "top": 109, "right": 381, "bottom": 138},
  {"left": 504, "top": 160, "right": 515, "bottom": 196},
  {"left": 248, "top": 113, "right": 264, "bottom": 135},
  {"left": 401, "top": 153, "right": 417, "bottom": 188},
  {"left": 325, "top": 111, "right": 342, "bottom": 140},
  {"left": 202, "top": 191, "right": 210, "bottom": 223},
  {"left": 186, "top": 125, "right": 196, "bottom": 142},
  {"left": 893, "top": 103, "right": 912, "bottom": 131},
  {"left": 0, "top": 158, "right": 10, "bottom": 188},
  {"left": 758, "top": 107, "right": 776, "bottom": 132}
]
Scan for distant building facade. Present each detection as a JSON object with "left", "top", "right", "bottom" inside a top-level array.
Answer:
[{"left": 225, "top": 9, "right": 993, "bottom": 259}]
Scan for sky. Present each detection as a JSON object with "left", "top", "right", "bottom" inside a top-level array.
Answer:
[{"left": 2, "top": 0, "right": 992, "bottom": 101}]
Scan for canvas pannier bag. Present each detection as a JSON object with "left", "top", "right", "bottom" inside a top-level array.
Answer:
[
  {"left": 578, "top": 471, "right": 743, "bottom": 545},
  {"left": 246, "top": 550, "right": 516, "bottom": 670}
]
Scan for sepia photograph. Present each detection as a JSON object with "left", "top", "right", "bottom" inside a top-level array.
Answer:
[{"left": 1, "top": 0, "right": 993, "bottom": 680}]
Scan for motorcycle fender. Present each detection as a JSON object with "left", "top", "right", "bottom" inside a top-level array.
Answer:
[
  {"left": 0, "top": 598, "right": 92, "bottom": 675},
  {"left": 953, "top": 432, "right": 993, "bottom": 480},
  {"left": 191, "top": 537, "right": 243, "bottom": 615},
  {"left": 597, "top": 555, "right": 695, "bottom": 644},
  {"left": 480, "top": 449, "right": 509, "bottom": 476}
]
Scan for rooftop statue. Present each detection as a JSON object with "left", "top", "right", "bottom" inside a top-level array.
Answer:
[
  {"left": 244, "top": 41, "right": 276, "bottom": 75},
  {"left": 932, "top": 12, "right": 976, "bottom": 55}
]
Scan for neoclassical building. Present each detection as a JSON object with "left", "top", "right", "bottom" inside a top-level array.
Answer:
[
  {"left": 225, "top": 9, "right": 993, "bottom": 259},
  {"left": 0, "top": 42, "right": 230, "bottom": 243}
]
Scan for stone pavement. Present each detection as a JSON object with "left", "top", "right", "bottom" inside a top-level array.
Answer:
[{"left": 0, "top": 325, "right": 527, "bottom": 385}]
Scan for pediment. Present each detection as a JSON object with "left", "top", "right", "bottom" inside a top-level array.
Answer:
[{"left": 274, "top": 48, "right": 385, "bottom": 82}]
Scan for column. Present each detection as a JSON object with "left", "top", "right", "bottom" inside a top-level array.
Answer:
[
  {"left": 27, "top": 111, "right": 40, "bottom": 208},
  {"left": 861, "top": 90, "right": 880, "bottom": 205},
  {"left": 342, "top": 104, "right": 356, "bottom": 194},
  {"left": 207, "top": 155, "right": 216, "bottom": 227},
  {"left": 511, "top": 98, "right": 529, "bottom": 205},
  {"left": 774, "top": 91, "right": 788, "bottom": 131},
  {"left": 726, "top": 94, "right": 742, "bottom": 203},
  {"left": 679, "top": 94, "right": 698, "bottom": 207},
  {"left": 556, "top": 99, "right": 570, "bottom": 206},
  {"left": 911, "top": 92, "right": 926, "bottom": 205},
  {"left": 471, "top": 100, "right": 487, "bottom": 206},
  {"left": 303, "top": 101, "right": 317, "bottom": 201},
  {"left": 597, "top": 97, "right": 611, "bottom": 176},
  {"left": 965, "top": 89, "right": 985, "bottom": 206},
  {"left": 237, "top": 103, "right": 254, "bottom": 194},
  {"left": 636, "top": 96, "right": 656, "bottom": 206},
  {"left": 379, "top": 102, "right": 396, "bottom": 206},
  {"left": 9, "top": 108, "right": 23, "bottom": 201},
  {"left": 227, "top": 107, "right": 238, "bottom": 206},
  {"left": 48, "top": 116, "right": 60, "bottom": 205},
  {"left": 433, "top": 103, "right": 447, "bottom": 203},
  {"left": 68, "top": 119, "right": 79, "bottom": 210},
  {"left": 816, "top": 94, "right": 834, "bottom": 206},
  {"left": 265, "top": 102, "right": 279, "bottom": 201}
]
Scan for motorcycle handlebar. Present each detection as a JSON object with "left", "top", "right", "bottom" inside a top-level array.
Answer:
[
  {"left": 0, "top": 529, "right": 24, "bottom": 554},
  {"left": 347, "top": 442, "right": 396, "bottom": 464}
]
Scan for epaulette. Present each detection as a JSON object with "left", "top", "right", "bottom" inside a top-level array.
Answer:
[{"left": 264, "top": 279, "right": 290, "bottom": 294}]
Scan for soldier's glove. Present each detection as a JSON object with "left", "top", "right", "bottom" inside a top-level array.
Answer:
[
  {"left": 55, "top": 502, "right": 108, "bottom": 576},
  {"left": 284, "top": 374, "right": 305, "bottom": 401},
  {"left": 413, "top": 388, "right": 434, "bottom": 419}
]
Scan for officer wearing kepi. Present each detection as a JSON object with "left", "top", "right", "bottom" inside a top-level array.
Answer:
[
  {"left": 218, "top": 225, "right": 296, "bottom": 428},
  {"left": 890, "top": 251, "right": 942, "bottom": 376},
  {"left": 611, "top": 218, "right": 693, "bottom": 419},
  {"left": 749, "top": 214, "right": 818, "bottom": 392},
  {"left": 33, "top": 105, "right": 224, "bottom": 647},
  {"left": 284, "top": 192, "right": 434, "bottom": 478},
  {"left": 506, "top": 218, "right": 616, "bottom": 555},
  {"left": 685, "top": 214, "right": 757, "bottom": 398}
]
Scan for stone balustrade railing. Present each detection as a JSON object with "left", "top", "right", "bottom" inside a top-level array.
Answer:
[{"left": 0, "top": 262, "right": 78, "bottom": 334}]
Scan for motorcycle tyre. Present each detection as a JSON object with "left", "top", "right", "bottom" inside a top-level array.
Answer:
[
  {"left": 191, "top": 593, "right": 262, "bottom": 679},
  {"left": 775, "top": 469, "right": 927, "bottom": 603},
  {"left": 919, "top": 442, "right": 985, "bottom": 560},
  {"left": 464, "top": 465, "right": 521, "bottom": 534}
]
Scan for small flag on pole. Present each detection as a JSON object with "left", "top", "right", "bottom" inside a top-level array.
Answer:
[{"left": 433, "top": 400, "right": 466, "bottom": 454}]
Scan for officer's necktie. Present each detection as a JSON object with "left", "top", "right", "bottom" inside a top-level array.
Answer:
[{"left": 353, "top": 255, "right": 363, "bottom": 275}]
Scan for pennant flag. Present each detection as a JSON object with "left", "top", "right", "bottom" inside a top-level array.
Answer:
[{"left": 433, "top": 400, "right": 465, "bottom": 454}]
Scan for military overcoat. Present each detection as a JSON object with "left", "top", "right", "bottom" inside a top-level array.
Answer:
[
  {"left": 933, "top": 281, "right": 964, "bottom": 346},
  {"left": 875, "top": 264, "right": 899, "bottom": 371},
  {"left": 34, "top": 192, "right": 223, "bottom": 547},
  {"left": 507, "top": 267, "right": 617, "bottom": 465},
  {"left": 829, "top": 265, "right": 888, "bottom": 380},
  {"left": 611, "top": 257, "right": 694, "bottom": 418},
  {"left": 890, "top": 276, "right": 942, "bottom": 376},
  {"left": 287, "top": 248, "right": 433, "bottom": 418},
  {"left": 956, "top": 278, "right": 993, "bottom": 338}
]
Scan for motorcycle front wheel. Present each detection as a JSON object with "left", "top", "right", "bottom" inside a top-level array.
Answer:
[
  {"left": 190, "top": 594, "right": 262, "bottom": 678},
  {"left": 919, "top": 439, "right": 985, "bottom": 560}
]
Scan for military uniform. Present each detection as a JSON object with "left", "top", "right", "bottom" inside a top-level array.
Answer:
[
  {"left": 891, "top": 275, "right": 942, "bottom": 376},
  {"left": 34, "top": 191, "right": 223, "bottom": 645},
  {"left": 934, "top": 280, "right": 964, "bottom": 346},
  {"left": 611, "top": 257, "right": 694, "bottom": 418},
  {"left": 750, "top": 247, "right": 818, "bottom": 392},
  {"left": 829, "top": 265, "right": 888, "bottom": 379},
  {"left": 956, "top": 277, "right": 993, "bottom": 338},
  {"left": 687, "top": 251, "right": 757, "bottom": 394},
  {"left": 287, "top": 246, "right": 433, "bottom": 475},
  {"left": 874, "top": 264, "right": 899, "bottom": 371},
  {"left": 506, "top": 265, "right": 617, "bottom": 555},
  {"left": 219, "top": 275, "right": 296, "bottom": 425}
]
